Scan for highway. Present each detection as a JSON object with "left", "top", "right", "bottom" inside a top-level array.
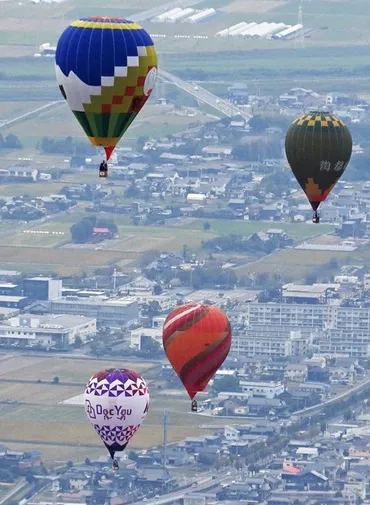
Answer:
[
  {"left": 0, "top": 478, "right": 27, "bottom": 505},
  {"left": 158, "top": 69, "right": 251, "bottom": 121},
  {"left": 130, "top": 470, "right": 238, "bottom": 505},
  {"left": 0, "top": 100, "right": 64, "bottom": 130},
  {"left": 129, "top": 3, "right": 249, "bottom": 120}
]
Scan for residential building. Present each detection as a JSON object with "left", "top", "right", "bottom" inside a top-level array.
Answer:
[
  {"left": 49, "top": 296, "right": 138, "bottom": 326},
  {"left": 0, "top": 314, "right": 96, "bottom": 347},
  {"left": 0, "top": 295, "right": 29, "bottom": 309},
  {"left": 130, "top": 327, "right": 162, "bottom": 350},
  {"left": 239, "top": 380, "right": 285, "bottom": 398},
  {"left": 8, "top": 165, "right": 38, "bottom": 181},
  {"left": 233, "top": 326, "right": 309, "bottom": 358},
  {"left": 285, "top": 364, "right": 308, "bottom": 382}
]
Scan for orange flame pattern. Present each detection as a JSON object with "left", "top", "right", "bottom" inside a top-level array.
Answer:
[{"left": 304, "top": 178, "right": 335, "bottom": 203}]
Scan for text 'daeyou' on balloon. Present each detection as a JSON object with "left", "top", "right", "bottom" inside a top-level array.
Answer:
[
  {"left": 84, "top": 368, "right": 149, "bottom": 470},
  {"left": 162, "top": 303, "right": 232, "bottom": 412},
  {"left": 285, "top": 111, "right": 353, "bottom": 224},
  {"left": 55, "top": 17, "right": 158, "bottom": 178}
]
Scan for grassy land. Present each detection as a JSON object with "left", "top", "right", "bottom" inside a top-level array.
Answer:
[
  {"left": 0, "top": 355, "right": 245, "bottom": 464},
  {"left": 4, "top": 103, "right": 210, "bottom": 147},
  {"left": 235, "top": 248, "right": 347, "bottom": 280},
  {"left": 178, "top": 218, "right": 334, "bottom": 241},
  {"left": 0, "top": 356, "right": 155, "bottom": 383}
]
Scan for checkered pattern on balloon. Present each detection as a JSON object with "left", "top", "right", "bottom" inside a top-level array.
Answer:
[
  {"left": 55, "top": 18, "right": 158, "bottom": 153},
  {"left": 86, "top": 374, "right": 149, "bottom": 447}
]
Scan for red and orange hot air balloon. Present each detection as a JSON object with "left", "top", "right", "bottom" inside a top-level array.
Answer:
[{"left": 162, "top": 303, "right": 232, "bottom": 412}]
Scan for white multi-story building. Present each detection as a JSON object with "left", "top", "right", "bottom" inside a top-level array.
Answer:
[
  {"left": 49, "top": 296, "right": 138, "bottom": 326},
  {"left": 233, "top": 326, "right": 310, "bottom": 358},
  {"left": 244, "top": 303, "right": 328, "bottom": 327},
  {"left": 239, "top": 380, "right": 284, "bottom": 398},
  {"left": 130, "top": 327, "right": 162, "bottom": 350},
  {"left": 0, "top": 314, "right": 96, "bottom": 347},
  {"left": 242, "top": 302, "right": 370, "bottom": 358}
]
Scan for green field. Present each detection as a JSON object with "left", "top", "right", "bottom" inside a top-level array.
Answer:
[
  {"left": 181, "top": 219, "right": 334, "bottom": 241},
  {"left": 0, "top": 355, "right": 245, "bottom": 465}
]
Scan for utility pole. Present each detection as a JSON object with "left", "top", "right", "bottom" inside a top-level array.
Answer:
[
  {"left": 113, "top": 268, "right": 117, "bottom": 293},
  {"left": 298, "top": 3, "right": 304, "bottom": 48},
  {"left": 163, "top": 409, "right": 169, "bottom": 468}
]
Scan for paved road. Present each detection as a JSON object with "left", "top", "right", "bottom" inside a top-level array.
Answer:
[
  {"left": 130, "top": 470, "right": 238, "bottom": 505},
  {"left": 0, "top": 101, "right": 64, "bottom": 130},
  {"left": 129, "top": 2, "right": 248, "bottom": 120},
  {"left": 0, "top": 478, "right": 27, "bottom": 505},
  {"left": 296, "top": 375, "right": 370, "bottom": 417},
  {"left": 158, "top": 69, "right": 251, "bottom": 121}
]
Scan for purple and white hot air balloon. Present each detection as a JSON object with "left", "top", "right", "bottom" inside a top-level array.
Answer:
[{"left": 84, "top": 368, "right": 149, "bottom": 470}]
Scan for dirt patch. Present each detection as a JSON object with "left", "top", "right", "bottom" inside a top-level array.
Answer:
[{"left": 222, "top": 0, "right": 286, "bottom": 13}]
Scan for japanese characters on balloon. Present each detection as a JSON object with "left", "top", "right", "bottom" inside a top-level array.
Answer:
[
  {"left": 162, "top": 303, "right": 232, "bottom": 412},
  {"left": 55, "top": 17, "right": 158, "bottom": 179},
  {"left": 285, "top": 111, "right": 353, "bottom": 224},
  {"left": 84, "top": 368, "right": 149, "bottom": 470}
]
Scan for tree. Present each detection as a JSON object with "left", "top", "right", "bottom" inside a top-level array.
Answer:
[
  {"left": 343, "top": 409, "right": 353, "bottom": 422},
  {"left": 53, "top": 376, "right": 60, "bottom": 384},
  {"left": 153, "top": 284, "right": 162, "bottom": 295},
  {"left": 3, "top": 133, "right": 22, "bottom": 149},
  {"left": 74, "top": 335, "right": 83, "bottom": 348},
  {"left": 85, "top": 457, "right": 91, "bottom": 465},
  {"left": 212, "top": 375, "right": 241, "bottom": 394},
  {"left": 66, "top": 460, "right": 73, "bottom": 468},
  {"left": 70, "top": 219, "right": 94, "bottom": 243},
  {"left": 249, "top": 115, "right": 269, "bottom": 133},
  {"left": 141, "top": 335, "right": 162, "bottom": 355},
  {"left": 203, "top": 221, "right": 211, "bottom": 231}
]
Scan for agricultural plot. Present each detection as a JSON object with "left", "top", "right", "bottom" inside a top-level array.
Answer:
[
  {"left": 235, "top": 248, "right": 348, "bottom": 279},
  {"left": 179, "top": 218, "right": 334, "bottom": 241},
  {"left": 0, "top": 356, "right": 248, "bottom": 464},
  {"left": 7, "top": 103, "right": 210, "bottom": 147},
  {"left": 0, "top": 356, "right": 156, "bottom": 383},
  {"left": 0, "top": 182, "right": 66, "bottom": 199},
  {"left": 223, "top": 0, "right": 287, "bottom": 13},
  {"left": 0, "top": 245, "right": 125, "bottom": 275}
]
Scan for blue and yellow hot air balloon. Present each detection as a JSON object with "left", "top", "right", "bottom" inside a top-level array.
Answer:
[{"left": 55, "top": 17, "right": 158, "bottom": 177}]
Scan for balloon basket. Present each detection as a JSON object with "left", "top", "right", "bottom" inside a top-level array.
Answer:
[
  {"left": 191, "top": 400, "right": 198, "bottom": 413},
  {"left": 113, "top": 459, "right": 119, "bottom": 471}
]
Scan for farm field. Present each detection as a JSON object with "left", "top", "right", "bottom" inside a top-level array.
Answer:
[
  {"left": 181, "top": 218, "right": 334, "bottom": 241},
  {"left": 0, "top": 245, "right": 128, "bottom": 275},
  {"left": 235, "top": 248, "right": 348, "bottom": 279},
  {"left": 0, "top": 356, "right": 156, "bottom": 383},
  {"left": 6, "top": 103, "right": 211, "bottom": 147},
  {"left": 0, "top": 182, "right": 66, "bottom": 198},
  {"left": 0, "top": 355, "right": 243, "bottom": 465}
]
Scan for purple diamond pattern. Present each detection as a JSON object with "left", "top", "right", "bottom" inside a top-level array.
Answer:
[
  {"left": 94, "top": 424, "right": 141, "bottom": 445},
  {"left": 86, "top": 376, "right": 148, "bottom": 398}
]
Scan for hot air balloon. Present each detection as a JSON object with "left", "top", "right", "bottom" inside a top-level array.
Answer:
[
  {"left": 285, "top": 111, "right": 352, "bottom": 223},
  {"left": 162, "top": 303, "right": 232, "bottom": 412},
  {"left": 55, "top": 17, "right": 158, "bottom": 178},
  {"left": 84, "top": 368, "right": 149, "bottom": 470}
]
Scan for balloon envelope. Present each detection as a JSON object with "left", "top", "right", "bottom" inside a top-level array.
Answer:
[
  {"left": 285, "top": 111, "right": 352, "bottom": 211},
  {"left": 55, "top": 17, "right": 158, "bottom": 160},
  {"left": 162, "top": 303, "right": 232, "bottom": 400},
  {"left": 84, "top": 368, "right": 149, "bottom": 456}
]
